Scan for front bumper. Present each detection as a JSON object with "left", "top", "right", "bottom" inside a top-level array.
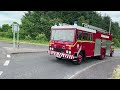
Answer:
[{"left": 48, "top": 50, "right": 74, "bottom": 59}]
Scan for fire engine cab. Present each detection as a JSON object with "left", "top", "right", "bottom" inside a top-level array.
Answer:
[{"left": 48, "top": 22, "right": 114, "bottom": 65}]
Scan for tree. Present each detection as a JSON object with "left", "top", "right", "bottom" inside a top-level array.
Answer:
[
  {"left": 78, "top": 16, "right": 89, "bottom": 26},
  {"left": 1, "top": 24, "right": 11, "bottom": 32},
  {"left": 0, "top": 27, "right": 3, "bottom": 32},
  {"left": 12, "top": 21, "right": 18, "bottom": 24},
  {"left": 20, "top": 11, "right": 120, "bottom": 47}
]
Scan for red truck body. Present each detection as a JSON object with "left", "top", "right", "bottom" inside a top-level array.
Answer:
[{"left": 48, "top": 23, "right": 114, "bottom": 65}]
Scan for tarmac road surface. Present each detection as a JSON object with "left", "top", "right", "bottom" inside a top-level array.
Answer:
[{"left": 0, "top": 41, "right": 120, "bottom": 79}]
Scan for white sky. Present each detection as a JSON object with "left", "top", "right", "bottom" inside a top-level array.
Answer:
[
  {"left": 97, "top": 11, "right": 120, "bottom": 25},
  {"left": 0, "top": 11, "right": 27, "bottom": 27},
  {"left": 0, "top": 11, "right": 120, "bottom": 27}
]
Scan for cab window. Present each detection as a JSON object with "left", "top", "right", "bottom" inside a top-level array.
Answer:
[
  {"left": 89, "top": 33, "right": 92, "bottom": 41},
  {"left": 77, "top": 32, "right": 82, "bottom": 40},
  {"left": 83, "top": 33, "right": 92, "bottom": 41},
  {"left": 83, "top": 32, "right": 88, "bottom": 40}
]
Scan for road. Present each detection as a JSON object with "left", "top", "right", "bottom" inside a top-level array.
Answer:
[{"left": 0, "top": 41, "right": 120, "bottom": 79}]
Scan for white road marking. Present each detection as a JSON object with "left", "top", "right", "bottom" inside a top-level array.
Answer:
[
  {"left": 108, "top": 78, "right": 112, "bottom": 79},
  {"left": 7, "top": 54, "right": 11, "bottom": 58},
  {"left": 68, "top": 60, "right": 110, "bottom": 79},
  {"left": 3, "top": 60, "right": 10, "bottom": 66},
  {"left": 0, "top": 71, "right": 3, "bottom": 76}
]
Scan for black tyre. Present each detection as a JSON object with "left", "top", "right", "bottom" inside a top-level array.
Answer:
[
  {"left": 110, "top": 51, "right": 114, "bottom": 57},
  {"left": 110, "top": 53, "right": 112, "bottom": 57},
  {"left": 56, "top": 57, "right": 63, "bottom": 60},
  {"left": 99, "top": 50, "right": 105, "bottom": 60}
]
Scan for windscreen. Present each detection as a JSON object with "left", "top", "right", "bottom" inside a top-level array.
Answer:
[{"left": 51, "top": 30, "right": 75, "bottom": 42}]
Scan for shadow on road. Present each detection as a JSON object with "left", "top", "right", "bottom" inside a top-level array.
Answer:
[{"left": 50, "top": 56, "right": 102, "bottom": 66}]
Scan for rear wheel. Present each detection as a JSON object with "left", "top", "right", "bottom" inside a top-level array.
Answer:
[
  {"left": 73, "top": 52, "right": 83, "bottom": 65},
  {"left": 110, "top": 51, "right": 114, "bottom": 57},
  {"left": 99, "top": 50, "right": 105, "bottom": 60},
  {"left": 110, "top": 53, "right": 112, "bottom": 57}
]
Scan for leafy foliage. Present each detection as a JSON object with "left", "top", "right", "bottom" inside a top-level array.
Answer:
[
  {"left": 1, "top": 24, "right": 11, "bottom": 32},
  {"left": 35, "top": 33, "right": 47, "bottom": 41},
  {"left": 25, "top": 35, "right": 32, "bottom": 40},
  {"left": 0, "top": 11, "right": 120, "bottom": 47}
]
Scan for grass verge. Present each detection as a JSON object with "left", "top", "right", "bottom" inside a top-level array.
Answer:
[
  {"left": 112, "top": 65, "right": 120, "bottom": 79},
  {"left": 0, "top": 37, "right": 49, "bottom": 46},
  {"left": 1, "top": 37, "right": 120, "bottom": 48}
]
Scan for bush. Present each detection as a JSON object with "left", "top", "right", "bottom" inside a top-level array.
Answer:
[
  {"left": 0, "top": 32, "right": 6, "bottom": 37},
  {"left": 113, "top": 38, "right": 120, "bottom": 47},
  {"left": 35, "top": 33, "right": 47, "bottom": 42},
  {"left": 19, "top": 29, "right": 26, "bottom": 40},
  {"left": 0, "top": 32, "right": 11, "bottom": 38},
  {"left": 0, "top": 29, "right": 13, "bottom": 39},
  {"left": 5, "top": 29, "right": 13, "bottom": 38},
  {"left": 25, "top": 35, "right": 32, "bottom": 40}
]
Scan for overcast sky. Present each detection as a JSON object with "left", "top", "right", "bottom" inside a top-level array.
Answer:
[
  {"left": 0, "top": 11, "right": 120, "bottom": 27},
  {"left": 97, "top": 11, "right": 120, "bottom": 25},
  {"left": 0, "top": 11, "right": 27, "bottom": 27}
]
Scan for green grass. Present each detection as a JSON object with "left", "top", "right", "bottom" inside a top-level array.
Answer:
[
  {"left": 0, "top": 37, "right": 49, "bottom": 46},
  {"left": 112, "top": 65, "right": 120, "bottom": 79},
  {"left": 20, "top": 40, "right": 49, "bottom": 46},
  {"left": 0, "top": 37, "right": 13, "bottom": 42},
  {"left": 0, "top": 37, "right": 120, "bottom": 48}
]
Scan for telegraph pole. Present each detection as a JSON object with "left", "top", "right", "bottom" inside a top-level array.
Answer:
[
  {"left": 12, "top": 23, "right": 19, "bottom": 48},
  {"left": 109, "top": 19, "right": 111, "bottom": 35},
  {"left": 17, "top": 25, "right": 19, "bottom": 48}
]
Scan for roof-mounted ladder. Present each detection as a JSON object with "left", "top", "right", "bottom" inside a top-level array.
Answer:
[{"left": 82, "top": 23, "right": 108, "bottom": 33}]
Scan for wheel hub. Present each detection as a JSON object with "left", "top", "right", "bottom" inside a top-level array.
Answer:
[
  {"left": 77, "top": 55, "right": 82, "bottom": 63},
  {"left": 102, "top": 54, "right": 104, "bottom": 58}
]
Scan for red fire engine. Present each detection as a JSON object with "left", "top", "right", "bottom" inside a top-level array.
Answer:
[{"left": 48, "top": 22, "right": 114, "bottom": 65}]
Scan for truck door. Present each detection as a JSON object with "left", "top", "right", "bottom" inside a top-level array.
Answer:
[{"left": 82, "top": 32, "right": 93, "bottom": 56}]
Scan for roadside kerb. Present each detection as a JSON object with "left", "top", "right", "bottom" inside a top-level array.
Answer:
[{"left": 3, "top": 47, "right": 48, "bottom": 54}]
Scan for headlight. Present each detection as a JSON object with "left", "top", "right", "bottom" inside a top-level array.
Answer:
[
  {"left": 66, "top": 50, "right": 68, "bottom": 54},
  {"left": 50, "top": 47, "right": 52, "bottom": 50},
  {"left": 69, "top": 51, "right": 71, "bottom": 54},
  {"left": 51, "top": 47, "right": 54, "bottom": 50}
]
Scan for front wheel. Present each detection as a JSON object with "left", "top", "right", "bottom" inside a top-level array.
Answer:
[
  {"left": 73, "top": 52, "right": 83, "bottom": 65},
  {"left": 99, "top": 54, "right": 105, "bottom": 60}
]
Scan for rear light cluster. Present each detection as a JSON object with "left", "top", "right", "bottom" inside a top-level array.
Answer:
[{"left": 49, "top": 47, "right": 54, "bottom": 50}]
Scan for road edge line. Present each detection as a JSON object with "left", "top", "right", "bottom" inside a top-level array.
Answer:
[{"left": 68, "top": 60, "right": 111, "bottom": 79}]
